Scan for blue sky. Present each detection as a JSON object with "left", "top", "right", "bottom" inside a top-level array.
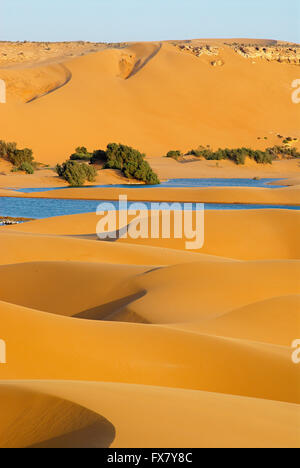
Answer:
[{"left": 1, "top": 0, "right": 300, "bottom": 43}]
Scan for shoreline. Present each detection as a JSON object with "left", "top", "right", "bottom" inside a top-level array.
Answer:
[{"left": 1, "top": 185, "right": 299, "bottom": 206}]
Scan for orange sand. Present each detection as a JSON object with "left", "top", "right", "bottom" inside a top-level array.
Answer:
[
  {"left": 0, "top": 41, "right": 299, "bottom": 164},
  {"left": 4, "top": 184, "right": 298, "bottom": 205},
  {"left": 0, "top": 206, "right": 299, "bottom": 447},
  {"left": 0, "top": 39, "right": 299, "bottom": 449}
]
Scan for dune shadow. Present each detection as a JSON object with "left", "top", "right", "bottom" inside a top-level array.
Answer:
[
  {"left": 26, "top": 64, "right": 72, "bottom": 103},
  {"left": 31, "top": 417, "right": 116, "bottom": 448},
  {"left": 97, "top": 222, "right": 132, "bottom": 242},
  {"left": 0, "top": 386, "right": 116, "bottom": 449},
  {"left": 126, "top": 42, "right": 162, "bottom": 79},
  {"left": 74, "top": 290, "right": 147, "bottom": 321}
]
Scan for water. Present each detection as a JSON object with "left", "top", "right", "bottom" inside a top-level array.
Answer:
[
  {"left": 0, "top": 197, "right": 299, "bottom": 221},
  {"left": 13, "top": 177, "right": 285, "bottom": 193}
]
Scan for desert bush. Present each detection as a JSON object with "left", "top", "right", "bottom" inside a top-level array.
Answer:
[
  {"left": 188, "top": 146, "right": 276, "bottom": 165},
  {"left": 0, "top": 140, "right": 17, "bottom": 159},
  {"left": 104, "top": 143, "right": 160, "bottom": 185},
  {"left": 66, "top": 143, "right": 160, "bottom": 184},
  {"left": 56, "top": 160, "right": 97, "bottom": 186},
  {"left": 70, "top": 146, "right": 93, "bottom": 161},
  {"left": 90, "top": 149, "right": 107, "bottom": 164},
  {"left": 266, "top": 145, "right": 300, "bottom": 159},
  {"left": 8, "top": 147, "right": 34, "bottom": 167},
  {"left": 166, "top": 150, "right": 182, "bottom": 160},
  {"left": 0, "top": 140, "right": 35, "bottom": 173},
  {"left": 18, "top": 162, "right": 35, "bottom": 174}
]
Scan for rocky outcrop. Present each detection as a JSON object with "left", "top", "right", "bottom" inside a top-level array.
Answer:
[
  {"left": 174, "top": 43, "right": 220, "bottom": 57},
  {"left": 233, "top": 45, "right": 300, "bottom": 65},
  {"left": 0, "top": 216, "right": 33, "bottom": 225}
]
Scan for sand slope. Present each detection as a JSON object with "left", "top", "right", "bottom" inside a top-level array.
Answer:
[
  {"left": 0, "top": 41, "right": 299, "bottom": 163},
  {"left": 0, "top": 206, "right": 299, "bottom": 447},
  {"left": 0, "top": 381, "right": 298, "bottom": 448},
  {"left": 6, "top": 184, "right": 300, "bottom": 205},
  {"left": 0, "top": 38, "right": 300, "bottom": 447},
  {"left": 4, "top": 209, "right": 299, "bottom": 260}
]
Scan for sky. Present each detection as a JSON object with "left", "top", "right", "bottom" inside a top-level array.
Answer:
[{"left": 1, "top": 0, "right": 300, "bottom": 43}]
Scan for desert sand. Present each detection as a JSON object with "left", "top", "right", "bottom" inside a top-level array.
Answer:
[
  {"left": 3, "top": 184, "right": 298, "bottom": 205},
  {"left": 0, "top": 206, "right": 299, "bottom": 448},
  {"left": 0, "top": 40, "right": 299, "bottom": 164},
  {"left": 0, "top": 39, "right": 299, "bottom": 448}
]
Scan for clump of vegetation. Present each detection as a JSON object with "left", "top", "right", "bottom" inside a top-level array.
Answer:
[
  {"left": 103, "top": 143, "right": 160, "bottom": 185},
  {"left": 266, "top": 145, "right": 300, "bottom": 159},
  {"left": 56, "top": 160, "right": 97, "bottom": 186},
  {"left": 17, "top": 161, "right": 35, "bottom": 174},
  {"left": 283, "top": 137, "right": 293, "bottom": 144},
  {"left": 64, "top": 143, "right": 160, "bottom": 185},
  {"left": 90, "top": 149, "right": 107, "bottom": 164},
  {"left": 166, "top": 150, "right": 182, "bottom": 161},
  {"left": 8, "top": 147, "right": 34, "bottom": 167},
  {"left": 0, "top": 140, "right": 35, "bottom": 173},
  {"left": 186, "top": 144, "right": 300, "bottom": 165},
  {"left": 188, "top": 147, "right": 256, "bottom": 165},
  {"left": 0, "top": 140, "right": 16, "bottom": 159},
  {"left": 69, "top": 146, "right": 93, "bottom": 161}
]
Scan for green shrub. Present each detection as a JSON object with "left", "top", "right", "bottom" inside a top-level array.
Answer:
[
  {"left": 18, "top": 162, "right": 35, "bottom": 174},
  {"left": 266, "top": 146, "right": 300, "bottom": 159},
  {"left": 103, "top": 143, "right": 160, "bottom": 185},
  {"left": 90, "top": 149, "right": 107, "bottom": 164},
  {"left": 0, "top": 140, "right": 36, "bottom": 173},
  {"left": 70, "top": 146, "right": 93, "bottom": 161},
  {"left": 187, "top": 146, "right": 277, "bottom": 165},
  {"left": 166, "top": 150, "right": 182, "bottom": 160},
  {"left": 56, "top": 160, "right": 97, "bottom": 186},
  {"left": 8, "top": 148, "right": 34, "bottom": 167},
  {"left": 0, "top": 140, "right": 17, "bottom": 159}
]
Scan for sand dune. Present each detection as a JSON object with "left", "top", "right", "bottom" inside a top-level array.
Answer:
[
  {"left": 0, "top": 383, "right": 114, "bottom": 448},
  {"left": 6, "top": 184, "right": 300, "bottom": 206},
  {"left": 0, "top": 41, "right": 299, "bottom": 163},
  {"left": 123, "top": 260, "right": 300, "bottom": 323},
  {"left": 0, "top": 299, "right": 299, "bottom": 404},
  {"left": 0, "top": 39, "right": 299, "bottom": 448},
  {"left": 0, "top": 208, "right": 299, "bottom": 446},
  {"left": 0, "top": 261, "right": 148, "bottom": 316},
  {"left": 0, "top": 63, "right": 71, "bottom": 104},
  {"left": 0, "top": 257, "right": 298, "bottom": 321},
  {"left": 0, "top": 381, "right": 298, "bottom": 448},
  {"left": 5, "top": 209, "right": 299, "bottom": 260},
  {"left": 0, "top": 230, "right": 219, "bottom": 266},
  {"left": 170, "top": 295, "right": 300, "bottom": 346}
]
